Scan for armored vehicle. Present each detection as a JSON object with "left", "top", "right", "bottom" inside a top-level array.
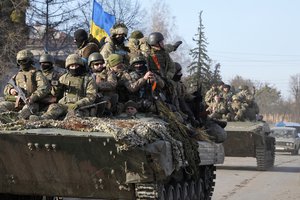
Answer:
[
  {"left": 0, "top": 116, "right": 224, "bottom": 200},
  {"left": 223, "top": 121, "right": 275, "bottom": 171}
]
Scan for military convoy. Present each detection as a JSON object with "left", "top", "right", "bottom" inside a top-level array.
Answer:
[
  {"left": 223, "top": 121, "right": 275, "bottom": 171},
  {"left": 0, "top": 116, "right": 225, "bottom": 200}
]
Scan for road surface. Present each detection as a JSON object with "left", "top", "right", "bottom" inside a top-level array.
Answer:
[{"left": 213, "top": 152, "right": 300, "bottom": 200}]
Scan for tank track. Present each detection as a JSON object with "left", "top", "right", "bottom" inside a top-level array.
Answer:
[
  {"left": 256, "top": 136, "right": 275, "bottom": 171},
  {"left": 135, "top": 165, "right": 216, "bottom": 200}
]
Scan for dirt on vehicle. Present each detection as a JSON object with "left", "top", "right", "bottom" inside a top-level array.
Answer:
[{"left": 0, "top": 113, "right": 225, "bottom": 200}]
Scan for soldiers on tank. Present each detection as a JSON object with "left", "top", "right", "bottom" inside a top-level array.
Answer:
[
  {"left": 88, "top": 52, "right": 118, "bottom": 116},
  {"left": 74, "top": 29, "right": 99, "bottom": 61},
  {"left": 100, "top": 23, "right": 130, "bottom": 65},
  {"left": 0, "top": 49, "right": 50, "bottom": 119},
  {"left": 39, "top": 54, "right": 97, "bottom": 120},
  {"left": 39, "top": 53, "right": 64, "bottom": 106}
]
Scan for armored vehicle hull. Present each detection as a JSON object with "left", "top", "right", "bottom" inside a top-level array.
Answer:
[
  {"left": 223, "top": 121, "right": 275, "bottom": 171},
  {"left": 0, "top": 117, "right": 224, "bottom": 200}
]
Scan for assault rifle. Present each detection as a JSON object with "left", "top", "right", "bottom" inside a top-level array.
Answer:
[
  {"left": 77, "top": 101, "right": 107, "bottom": 110},
  {"left": 8, "top": 78, "right": 33, "bottom": 114}
]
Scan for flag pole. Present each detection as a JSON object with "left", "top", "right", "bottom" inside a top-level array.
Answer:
[{"left": 90, "top": 0, "right": 95, "bottom": 34}]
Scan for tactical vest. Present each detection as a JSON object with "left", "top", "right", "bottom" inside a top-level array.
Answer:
[
  {"left": 60, "top": 73, "right": 89, "bottom": 104},
  {"left": 15, "top": 69, "right": 37, "bottom": 97}
]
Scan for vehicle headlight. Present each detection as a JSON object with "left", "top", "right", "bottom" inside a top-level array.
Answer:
[{"left": 286, "top": 142, "right": 294, "bottom": 146}]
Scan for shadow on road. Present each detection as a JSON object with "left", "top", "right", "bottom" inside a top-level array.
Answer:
[{"left": 216, "top": 165, "right": 300, "bottom": 173}]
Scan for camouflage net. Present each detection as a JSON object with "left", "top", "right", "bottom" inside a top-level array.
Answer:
[{"left": 0, "top": 105, "right": 211, "bottom": 175}]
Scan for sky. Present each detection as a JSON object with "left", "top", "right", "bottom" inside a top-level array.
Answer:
[{"left": 141, "top": 0, "right": 300, "bottom": 99}]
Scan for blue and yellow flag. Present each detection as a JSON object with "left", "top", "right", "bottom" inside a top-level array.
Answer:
[{"left": 90, "top": 0, "right": 116, "bottom": 41}]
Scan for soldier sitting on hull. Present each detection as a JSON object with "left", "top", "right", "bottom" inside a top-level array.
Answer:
[
  {"left": 205, "top": 83, "right": 220, "bottom": 108},
  {"left": 88, "top": 52, "right": 118, "bottom": 116},
  {"left": 100, "top": 23, "right": 130, "bottom": 65},
  {"left": 0, "top": 49, "right": 50, "bottom": 119},
  {"left": 74, "top": 29, "right": 99, "bottom": 61},
  {"left": 146, "top": 32, "right": 177, "bottom": 110},
  {"left": 122, "top": 54, "right": 165, "bottom": 113},
  {"left": 207, "top": 95, "right": 227, "bottom": 120},
  {"left": 38, "top": 53, "right": 65, "bottom": 107},
  {"left": 39, "top": 54, "right": 97, "bottom": 120},
  {"left": 229, "top": 95, "right": 248, "bottom": 121}
]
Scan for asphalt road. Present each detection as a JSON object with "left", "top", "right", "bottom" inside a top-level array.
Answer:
[{"left": 212, "top": 152, "right": 300, "bottom": 200}]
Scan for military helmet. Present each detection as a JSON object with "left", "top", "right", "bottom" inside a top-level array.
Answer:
[
  {"left": 16, "top": 49, "right": 34, "bottom": 63},
  {"left": 223, "top": 84, "right": 231, "bottom": 89},
  {"left": 107, "top": 54, "right": 123, "bottom": 68},
  {"left": 88, "top": 52, "right": 104, "bottom": 67},
  {"left": 147, "top": 32, "right": 164, "bottom": 46},
  {"left": 65, "top": 54, "right": 84, "bottom": 68},
  {"left": 39, "top": 53, "right": 54, "bottom": 64},
  {"left": 130, "top": 54, "right": 146, "bottom": 66},
  {"left": 110, "top": 23, "right": 128, "bottom": 36},
  {"left": 130, "top": 30, "right": 144, "bottom": 39}
]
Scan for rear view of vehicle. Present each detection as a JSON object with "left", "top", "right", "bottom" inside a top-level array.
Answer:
[
  {"left": 270, "top": 127, "right": 300, "bottom": 155},
  {"left": 223, "top": 121, "right": 275, "bottom": 171}
]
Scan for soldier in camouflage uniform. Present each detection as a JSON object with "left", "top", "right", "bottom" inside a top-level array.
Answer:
[
  {"left": 207, "top": 95, "right": 227, "bottom": 119},
  {"left": 74, "top": 29, "right": 99, "bottom": 61},
  {"left": 39, "top": 53, "right": 64, "bottom": 106},
  {"left": 122, "top": 54, "right": 165, "bottom": 112},
  {"left": 145, "top": 32, "right": 176, "bottom": 107},
  {"left": 100, "top": 23, "right": 130, "bottom": 65},
  {"left": 236, "top": 85, "right": 259, "bottom": 120},
  {"left": 88, "top": 52, "right": 118, "bottom": 116},
  {"left": 40, "top": 54, "right": 97, "bottom": 119},
  {"left": 205, "top": 83, "right": 220, "bottom": 107},
  {"left": 230, "top": 95, "right": 248, "bottom": 121},
  {"left": 0, "top": 49, "right": 50, "bottom": 119}
]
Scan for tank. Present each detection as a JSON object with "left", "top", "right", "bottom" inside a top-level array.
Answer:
[
  {"left": 0, "top": 115, "right": 225, "bottom": 200},
  {"left": 223, "top": 121, "right": 275, "bottom": 171}
]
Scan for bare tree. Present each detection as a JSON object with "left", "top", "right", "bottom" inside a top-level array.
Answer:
[
  {"left": 289, "top": 73, "right": 300, "bottom": 103},
  {"left": 99, "top": 0, "right": 146, "bottom": 31},
  {"left": 27, "top": 0, "right": 89, "bottom": 54}
]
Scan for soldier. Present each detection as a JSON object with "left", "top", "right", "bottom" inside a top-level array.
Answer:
[
  {"left": 146, "top": 32, "right": 176, "bottom": 106},
  {"left": 39, "top": 53, "right": 64, "bottom": 106},
  {"left": 74, "top": 29, "right": 99, "bottom": 61},
  {"left": 207, "top": 95, "right": 227, "bottom": 120},
  {"left": 127, "top": 30, "right": 145, "bottom": 55},
  {"left": 123, "top": 54, "right": 165, "bottom": 112},
  {"left": 88, "top": 52, "right": 118, "bottom": 116},
  {"left": 205, "top": 83, "right": 220, "bottom": 107},
  {"left": 230, "top": 95, "right": 248, "bottom": 121},
  {"left": 0, "top": 49, "right": 50, "bottom": 119},
  {"left": 40, "top": 54, "right": 97, "bottom": 120},
  {"left": 123, "top": 100, "right": 139, "bottom": 118},
  {"left": 100, "top": 23, "right": 130, "bottom": 65}
]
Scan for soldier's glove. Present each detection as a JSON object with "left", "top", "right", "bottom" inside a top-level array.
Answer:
[
  {"left": 68, "top": 103, "right": 79, "bottom": 110},
  {"left": 173, "top": 41, "right": 182, "bottom": 51}
]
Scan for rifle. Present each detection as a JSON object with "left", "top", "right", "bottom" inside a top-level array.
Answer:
[
  {"left": 77, "top": 101, "right": 107, "bottom": 110},
  {"left": 8, "top": 78, "right": 33, "bottom": 114}
]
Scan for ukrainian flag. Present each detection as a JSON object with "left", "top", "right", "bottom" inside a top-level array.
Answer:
[{"left": 90, "top": 0, "right": 116, "bottom": 41}]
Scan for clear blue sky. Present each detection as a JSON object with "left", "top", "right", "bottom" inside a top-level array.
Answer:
[{"left": 141, "top": 0, "right": 300, "bottom": 99}]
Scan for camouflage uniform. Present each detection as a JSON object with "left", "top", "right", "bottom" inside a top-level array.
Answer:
[
  {"left": 88, "top": 52, "right": 118, "bottom": 116},
  {"left": 205, "top": 84, "right": 220, "bottom": 107},
  {"left": 146, "top": 32, "right": 176, "bottom": 106},
  {"left": 39, "top": 53, "right": 64, "bottom": 106},
  {"left": 100, "top": 23, "right": 130, "bottom": 65},
  {"left": 236, "top": 85, "right": 258, "bottom": 120},
  {"left": 122, "top": 54, "right": 165, "bottom": 112},
  {"left": 41, "top": 54, "right": 97, "bottom": 119},
  {"left": 74, "top": 29, "right": 99, "bottom": 60},
  {"left": 0, "top": 50, "right": 50, "bottom": 119},
  {"left": 230, "top": 95, "right": 248, "bottom": 121},
  {"left": 207, "top": 96, "right": 227, "bottom": 119}
]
